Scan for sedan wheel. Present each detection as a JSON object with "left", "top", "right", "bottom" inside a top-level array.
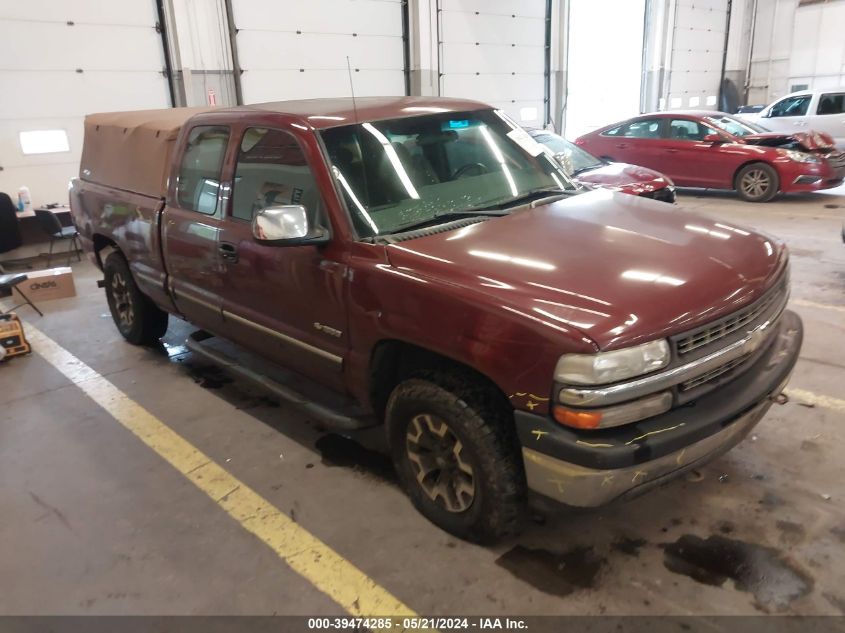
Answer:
[
  {"left": 741, "top": 169, "right": 769, "bottom": 198},
  {"left": 736, "top": 162, "right": 779, "bottom": 202}
]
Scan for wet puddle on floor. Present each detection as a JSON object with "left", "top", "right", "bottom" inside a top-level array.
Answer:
[
  {"left": 186, "top": 363, "right": 234, "bottom": 389},
  {"left": 314, "top": 434, "right": 397, "bottom": 484},
  {"left": 662, "top": 534, "right": 813, "bottom": 612},
  {"left": 495, "top": 545, "right": 605, "bottom": 597}
]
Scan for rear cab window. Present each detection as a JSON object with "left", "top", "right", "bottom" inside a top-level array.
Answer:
[
  {"left": 176, "top": 125, "right": 230, "bottom": 214},
  {"left": 817, "top": 93, "right": 845, "bottom": 115},
  {"left": 229, "top": 127, "right": 326, "bottom": 229}
]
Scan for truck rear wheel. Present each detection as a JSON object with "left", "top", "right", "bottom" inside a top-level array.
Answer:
[
  {"left": 386, "top": 374, "right": 524, "bottom": 543},
  {"left": 103, "top": 252, "right": 168, "bottom": 345}
]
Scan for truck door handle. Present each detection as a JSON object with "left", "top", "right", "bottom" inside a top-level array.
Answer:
[
  {"left": 219, "top": 242, "right": 238, "bottom": 263},
  {"left": 616, "top": 143, "right": 628, "bottom": 149}
]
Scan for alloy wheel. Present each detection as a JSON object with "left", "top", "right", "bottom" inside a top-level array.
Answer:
[
  {"left": 405, "top": 413, "right": 476, "bottom": 513},
  {"left": 740, "top": 169, "right": 770, "bottom": 199},
  {"left": 111, "top": 271, "right": 134, "bottom": 330}
]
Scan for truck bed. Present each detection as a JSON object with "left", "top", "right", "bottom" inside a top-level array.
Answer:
[{"left": 70, "top": 179, "right": 175, "bottom": 315}]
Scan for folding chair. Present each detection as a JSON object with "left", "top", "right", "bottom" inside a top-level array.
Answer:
[{"left": 0, "top": 273, "right": 43, "bottom": 317}]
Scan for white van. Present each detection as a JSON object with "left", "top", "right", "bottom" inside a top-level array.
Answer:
[{"left": 752, "top": 88, "right": 845, "bottom": 149}]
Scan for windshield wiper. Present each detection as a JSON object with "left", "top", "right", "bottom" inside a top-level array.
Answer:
[
  {"left": 389, "top": 210, "right": 509, "bottom": 235},
  {"left": 572, "top": 163, "right": 604, "bottom": 176},
  {"left": 474, "top": 187, "right": 577, "bottom": 211}
]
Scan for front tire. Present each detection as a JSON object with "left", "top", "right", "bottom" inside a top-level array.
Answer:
[
  {"left": 386, "top": 374, "right": 525, "bottom": 543},
  {"left": 736, "top": 162, "right": 779, "bottom": 202},
  {"left": 103, "top": 252, "right": 168, "bottom": 345}
]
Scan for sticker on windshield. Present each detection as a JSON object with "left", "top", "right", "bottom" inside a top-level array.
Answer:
[
  {"left": 506, "top": 128, "right": 544, "bottom": 157},
  {"left": 447, "top": 119, "right": 470, "bottom": 129}
]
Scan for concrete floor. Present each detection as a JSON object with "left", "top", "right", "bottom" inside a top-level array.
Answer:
[{"left": 1, "top": 186, "right": 844, "bottom": 616}]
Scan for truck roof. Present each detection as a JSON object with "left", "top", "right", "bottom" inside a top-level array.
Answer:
[
  {"left": 233, "top": 96, "right": 491, "bottom": 128},
  {"left": 80, "top": 97, "right": 491, "bottom": 198}
]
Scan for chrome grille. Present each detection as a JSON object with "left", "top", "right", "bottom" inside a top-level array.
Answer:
[
  {"left": 676, "top": 277, "right": 787, "bottom": 355},
  {"left": 680, "top": 355, "right": 749, "bottom": 391}
]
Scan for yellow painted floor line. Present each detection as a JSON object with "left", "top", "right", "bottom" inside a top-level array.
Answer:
[
  {"left": 784, "top": 387, "right": 845, "bottom": 414},
  {"left": 25, "top": 324, "right": 417, "bottom": 618},
  {"left": 791, "top": 298, "right": 845, "bottom": 314}
]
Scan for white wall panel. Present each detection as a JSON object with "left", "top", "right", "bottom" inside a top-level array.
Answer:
[
  {"left": 438, "top": 0, "right": 547, "bottom": 127},
  {"left": 231, "top": 0, "right": 405, "bottom": 103},
  {"left": 666, "top": 0, "right": 730, "bottom": 108},
  {"left": 787, "top": 2, "right": 845, "bottom": 88},
  {"left": 748, "top": 0, "right": 798, "bottom": 103},
  {"left": 0, "top": 0, "right": 170, "bottom": 206}
]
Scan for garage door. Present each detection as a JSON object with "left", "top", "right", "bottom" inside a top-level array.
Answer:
[
  {"left": 564, "top": 0, "right": 645, "bottom": 139},
  {"left": 230, "top": 0, "right": 406, "bottom": 104},
  {"left": 664, "top": 0, "right": 730, "bottom": 110},
  {"left": 439, "top": 0, "right": 548, "bottom": 127},
  {"left": 0, "top": 0, "right": 171, "bottom": 206}
]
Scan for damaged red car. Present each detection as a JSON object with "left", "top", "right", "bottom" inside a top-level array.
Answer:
[
  {"left": 575, "top": 111, "right": 845, "bottom": 202},
  {"left": 529, "top": 129, "right": 676, "bottom": 203}
]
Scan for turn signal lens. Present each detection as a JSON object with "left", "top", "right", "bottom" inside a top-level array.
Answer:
[
  {"left": 554, "top": 391, "right": 672, "bottom": 430},
  {"left": 553, "top": 407, "right": 602, "bottom": 429}
]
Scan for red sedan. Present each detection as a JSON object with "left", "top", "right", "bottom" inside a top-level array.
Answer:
[
  {"left": 575, "top": 111, "right": 845, "bottom": 202},
  {"left": 529, "top": 129, "right": 676, "bottom": 203}
]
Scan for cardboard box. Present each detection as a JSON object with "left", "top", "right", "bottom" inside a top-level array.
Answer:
[{"left": 15, "top": 267, "right": 76, "bottom": 302}]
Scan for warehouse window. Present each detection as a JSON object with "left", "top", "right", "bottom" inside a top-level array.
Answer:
[
  {"left": 19, "top": 129, "right": 70, "bottom": 154},
  {"left": 176, "top": 126, "right": 229, "bottom": 215},
  {"left": 230, "top": 127, "right": 323, "bottom": 227}
]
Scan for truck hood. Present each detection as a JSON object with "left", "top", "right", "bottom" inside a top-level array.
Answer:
[
  {"left": 742, "top": 131, "right": 836, "bottom": 154},
  {"left": 385, "top": 190, "right": 786, "bottom": 350}
]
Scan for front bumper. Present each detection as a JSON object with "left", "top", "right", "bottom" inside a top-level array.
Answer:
[
  {"left": 780, "top": 154, "right": 845, "bottom": 192},
  {"left": 516, "top": 309, "right": 802, "bottom": 508}
]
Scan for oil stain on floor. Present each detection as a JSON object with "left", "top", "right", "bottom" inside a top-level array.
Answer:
[
  {"left": 315, "top": 433, "right": 397, "bottom": 484},
  {"left": 662, "top": 534, "right": 813, "bottom": 612},
  {"left": 495, "top": 545, "right": 605, "bottom": 597}
]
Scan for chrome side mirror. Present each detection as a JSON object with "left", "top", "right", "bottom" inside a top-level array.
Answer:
[{"left": 252, "top": 205, "right": 329, "bottom": 246}]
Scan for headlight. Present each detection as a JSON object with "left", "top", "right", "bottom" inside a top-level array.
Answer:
[
  {"left": 780, "top": 149, "right": 820, "bottom": 164},
  {"left": 555, "top": 339, "right": 670, "bottom": 385}
]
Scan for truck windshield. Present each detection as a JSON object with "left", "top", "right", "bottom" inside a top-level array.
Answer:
[{"left": 320, "top": 109, "right": 575, "bottom": 237}]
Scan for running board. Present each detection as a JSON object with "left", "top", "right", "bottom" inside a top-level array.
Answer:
[{"left": 185, "top": 331, "right": 377, "bottom": 431}]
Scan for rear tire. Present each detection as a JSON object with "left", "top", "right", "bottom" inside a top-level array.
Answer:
[
  {"left": 103, "top": 252, "right": 168, "bottom": 345},
  {"left": 386, "top": 373, "right": 525, "bottom": 543},
  {"left": 735, "top": 162, "right": 779, "bottom": 202}
]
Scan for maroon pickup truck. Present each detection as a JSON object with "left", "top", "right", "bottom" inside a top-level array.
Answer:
[{"left": 71, "top": 97, "right": 802, "bottom": 542}]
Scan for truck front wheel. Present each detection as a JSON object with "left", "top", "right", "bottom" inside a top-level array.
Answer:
[
  {"left": 386, "top": 375, "right": 525, "bottom": 543},
  {"left": 103, "top": 252, "right": 168, "bottom": 345}
]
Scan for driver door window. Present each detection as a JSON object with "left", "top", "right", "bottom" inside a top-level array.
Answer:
[
  {"left": 667, "top": 119, "right": 716, "bottom": 141},
  {"left": 769, "top": 95, "right": 811, "bottom": 118},
  {"left": 230, "top": 127, "right": 324, "bottom": 228},
  {"left": 621, "top": 119, "right": 662, "bottom": 138}
]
